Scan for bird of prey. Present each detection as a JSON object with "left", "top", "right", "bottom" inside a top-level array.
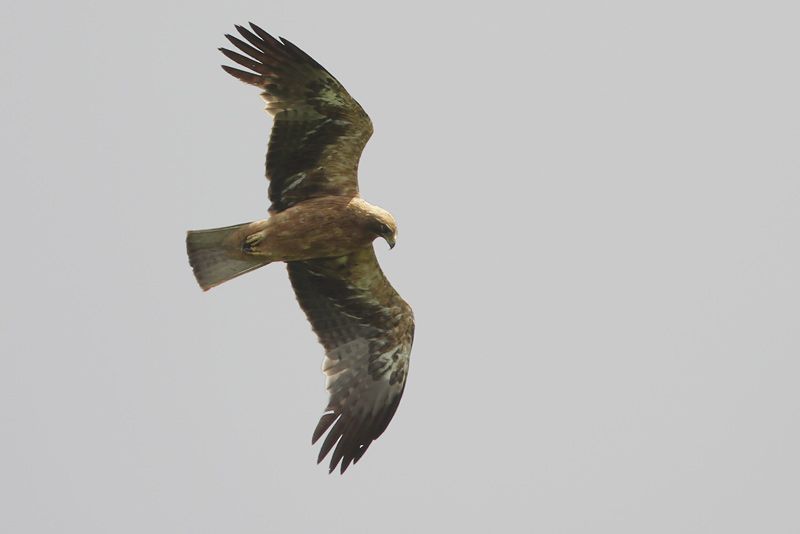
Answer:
[{"left": 186, "top": 23, "right": 414, "bottom": 474}]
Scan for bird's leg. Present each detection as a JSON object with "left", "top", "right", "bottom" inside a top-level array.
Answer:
[{"left": 243, "top": 231, "right": 266, "bottom": 254}]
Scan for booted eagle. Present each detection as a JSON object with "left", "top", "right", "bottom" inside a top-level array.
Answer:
[{"left": 186, "top": 23, "right": 414, "bottom": 474}]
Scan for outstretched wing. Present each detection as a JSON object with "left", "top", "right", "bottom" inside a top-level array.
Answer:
[
  {"left": 287, "top": 247, "right": 414, "bottom": 474},
  {"left": 220, "top": 23, "right": 374, "bottom": 213}
]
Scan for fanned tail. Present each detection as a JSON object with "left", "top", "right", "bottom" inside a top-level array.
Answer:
[{"left": 186, "top": 223, "right": 270, "bottom": 291}]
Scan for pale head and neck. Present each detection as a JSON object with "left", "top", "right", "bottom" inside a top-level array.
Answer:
[{"left": 348, "top": 197, "right": 398, "bottom": 249}]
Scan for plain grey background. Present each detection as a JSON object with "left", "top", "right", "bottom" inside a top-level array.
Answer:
[{"left": 2, "top": 1, "right": 798, "bottom": 532}]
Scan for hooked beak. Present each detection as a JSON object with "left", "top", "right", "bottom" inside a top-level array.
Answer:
[{"left": 385, "top": 236, "right": 396, "bottom": 249}]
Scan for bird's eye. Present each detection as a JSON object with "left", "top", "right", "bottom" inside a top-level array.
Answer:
[{"left": 379, "top": 223, "right": 390, "bottom": 235}]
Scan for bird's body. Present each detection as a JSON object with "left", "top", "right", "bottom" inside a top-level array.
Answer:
[
  {"left": 247, "top": 197, "right": 396, "bottom": 262},
  {"left": 186, "top": 23, "right": 414, "bottom": 473}
]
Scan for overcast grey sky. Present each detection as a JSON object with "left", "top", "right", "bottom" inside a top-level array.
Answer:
[{"left": 2, "top": 1, "right": 799, "bottom": 532}]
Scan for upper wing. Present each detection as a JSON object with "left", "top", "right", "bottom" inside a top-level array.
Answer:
[
  {"left": 220, "top": 23, "right": 374, "bottom": 213},
  {"left": 287, "top": 246, "right": 414, "bottom": 474}
]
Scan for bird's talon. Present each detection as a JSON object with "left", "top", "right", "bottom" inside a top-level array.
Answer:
[{"left": 244, "top": 232, "right": 264, "bottom": 252}]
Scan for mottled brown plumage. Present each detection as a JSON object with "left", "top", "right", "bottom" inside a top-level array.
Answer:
[
  {"left": 243, "top": 197, "right": 397, "bottom": 262},
  {"left": 186, "top": 23, "right": 414, "bottom": 474}
]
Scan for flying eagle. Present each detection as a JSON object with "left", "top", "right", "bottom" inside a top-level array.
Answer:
[{"left": 185, "top": 23, "right": 414, "bottom": 474}]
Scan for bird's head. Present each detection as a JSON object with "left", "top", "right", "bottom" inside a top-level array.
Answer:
[
  {"left": 349, "top": 198, "right": 399, "bottom": 249},
  {"left": 367, "top": 205, "right": 398, "bottom": 249}
]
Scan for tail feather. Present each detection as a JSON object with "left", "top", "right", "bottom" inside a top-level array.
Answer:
[{"left": 186, "top": 222, "right": 269, "bottom": 291}]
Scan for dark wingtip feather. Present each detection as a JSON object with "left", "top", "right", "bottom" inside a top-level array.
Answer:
[
  {"left": 225, "top": 33, "right": 265, "bottom": 60},
  {"left": 248, "top": 22, "right": 267, "bottom": 35},
  {"left": 312, "top": 412, "right": 338, "bottom": 444},
  {"left": 317, "top": 417, "right": 347, "bottom": 470},
  {"left": 220, "top": 64, "right": 263, "bottom": 86},
  {"left": 233, "top": 24, "right": 268, "bottom": 53},
  {"left": 278, "top": 37, "right": 328, "bottom": 72},
  {"left": 353, "top": 443, "right": 370, "bottom": 464},
  {"left": 249, "top": 22, "right": 281, "bottom": 47},
  {"left": 219, "top": 47, "right": 262, "bottom": 72},
  {"left": 340, "top": 455, "right": 354, "bottom": 474},
  {"left": 329, "top": 419, "right": 357, "bottom": 473}
]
